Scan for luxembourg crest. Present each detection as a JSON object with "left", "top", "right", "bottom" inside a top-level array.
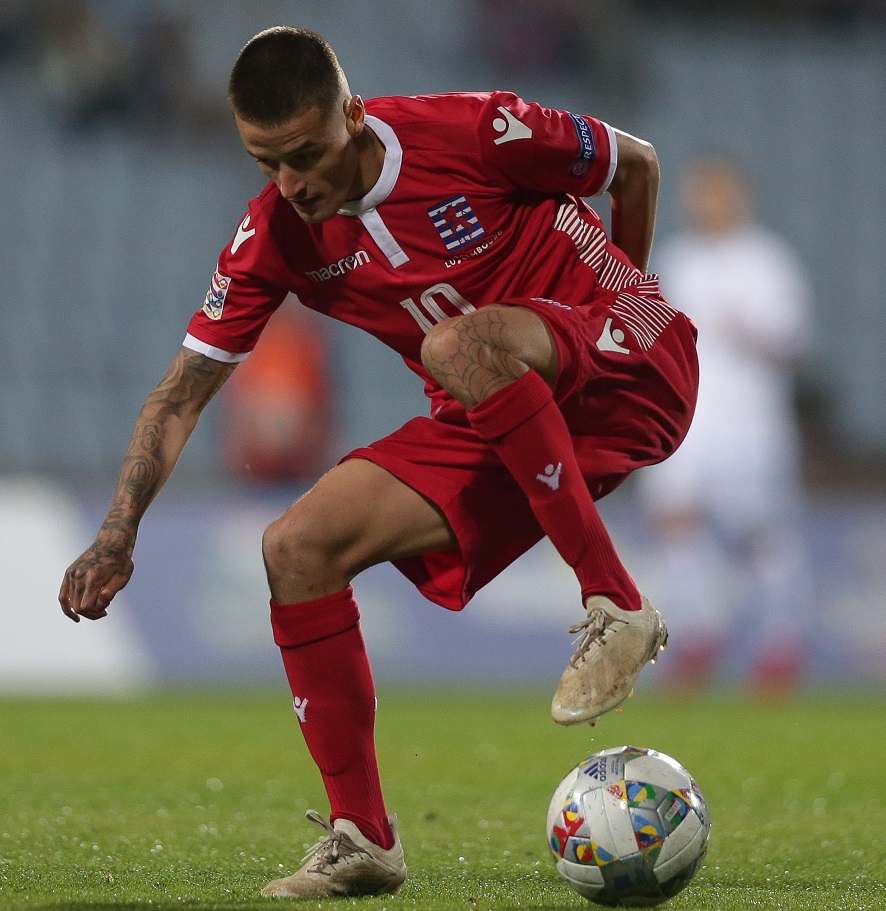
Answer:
[{"left": 427, "top": 194, "right": 486, "bottom": 252}]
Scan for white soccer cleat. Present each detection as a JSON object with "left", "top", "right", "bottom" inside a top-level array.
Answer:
[
  {"left": 261, "top": 809, "right": 407, "bottom": 899},
  {"left": 551, "top": 595, "right": 668, "bottom": 726}
]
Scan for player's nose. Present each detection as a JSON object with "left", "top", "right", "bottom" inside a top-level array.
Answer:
[{"left": 277, "top": 163, "right": 308, "bottom": 200}]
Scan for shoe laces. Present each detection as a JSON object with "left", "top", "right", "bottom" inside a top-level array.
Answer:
[
  {"left": 301, "top": 810, "right": 369, "bottom": 873},
  {"left": 567, "top": 606, "right": 627, "bottom": 668}
]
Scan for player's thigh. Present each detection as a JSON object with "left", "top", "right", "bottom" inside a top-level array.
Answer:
[
  {"left": 269, "top": 457, "right": 457, "bottom": 574},
  {"left": 476, "top": 303, "right": 559, "bottom": 383}
]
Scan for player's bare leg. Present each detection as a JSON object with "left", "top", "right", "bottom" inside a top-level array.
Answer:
[
  {"left": 419, "top": 303, "right": 559, "bottom": 406},
  {"left": 421, "top": 305, "right": 666, "bottom": 726},
  {"left": 261, "top": 458, "right": 453, "bottom": 898},
  {"left": 262, "top": 457, "right": 455, "bottom": 605}
]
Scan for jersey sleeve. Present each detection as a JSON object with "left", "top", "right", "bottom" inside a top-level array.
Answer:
[
  {"left": 476, "top": 91, "right": 617, "bottom": 197},
  {"left": 184, "top": 191, "right": 289, "bottom": 363}
]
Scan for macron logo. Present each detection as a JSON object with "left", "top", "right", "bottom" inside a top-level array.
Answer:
[
  {"left": 596, "top": 317, "right": 631, "bottom": 355},
  {"left": 492, "top": 106, "right": 533, "bottom": 145},
  {"left": 293, "top": 696, "right": 308, "bottom": 724},
  {"left": 537, "top": 462, "right": 563, "bottom": 491},
  {"left": 306, "top": 250, "right": 370, "bottom": 282}
]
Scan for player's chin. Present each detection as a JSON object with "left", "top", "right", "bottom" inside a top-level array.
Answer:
[{"left": 290, "top": 198, "right": 336, "bottom": 223}]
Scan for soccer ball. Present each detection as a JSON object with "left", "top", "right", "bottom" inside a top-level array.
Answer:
[{"left": 547, "top": 746, "right": 710, "bottom": 907}]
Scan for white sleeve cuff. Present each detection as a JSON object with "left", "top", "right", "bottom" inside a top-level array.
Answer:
[
  {"left": 594, "top": 121, "right": 618, "bottom": 196},
  {"left": 182, "top": 333, "right": 250, "bottom": 364}
]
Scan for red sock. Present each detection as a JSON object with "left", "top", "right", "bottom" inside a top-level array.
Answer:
[
  {"left": 467, "top": 370, "right": 640, "bottom": 611},
  {"left": 269, "top": 586, "right": 394, "bottom": 849}
]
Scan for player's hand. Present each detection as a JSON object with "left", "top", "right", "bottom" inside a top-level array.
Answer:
[{"left": 58, "top": 537, "right": 134, "bottom": 622}]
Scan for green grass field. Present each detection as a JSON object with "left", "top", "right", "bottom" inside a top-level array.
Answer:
[{"left": 1, "top": 688, "right": 884, "bottom": 911}]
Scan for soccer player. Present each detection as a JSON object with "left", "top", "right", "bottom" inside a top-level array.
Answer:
[
  {"left": 636, "top": 156, "right": 814, "bottom": 693},
  {"left": 58, "top": 27, "right": 699, "bottom": 899}
]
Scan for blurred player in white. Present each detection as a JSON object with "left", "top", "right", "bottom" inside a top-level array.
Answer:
[
  {"left": 636, "top": 155, "right": 814, "bottom": 694},
  {"left": 59, "top": 27, "right": 699, "bottom": 899}
]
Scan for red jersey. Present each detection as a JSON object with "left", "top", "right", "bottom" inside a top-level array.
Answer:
[{"left": 185, "top": 91, "right": 642, "bottom": 411}]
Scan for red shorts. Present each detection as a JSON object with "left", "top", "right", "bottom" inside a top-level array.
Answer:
[{"left": 345, "top": 277, "right": 699, "bottom": 611}]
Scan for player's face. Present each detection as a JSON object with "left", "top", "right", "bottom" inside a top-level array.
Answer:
[
  {"left": 682, "top": 163, "right": 750, "bottom": 236},
  {"left": 235, "top": 96, "right": 376, "bottom": 223}
]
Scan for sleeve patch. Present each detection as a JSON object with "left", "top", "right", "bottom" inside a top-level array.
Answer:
[
  {"left": 567, "top": 112, "right": 596, "bottom": 177},
  {"left": 203, "top": 270, "right": 232, "bottom": 320}
]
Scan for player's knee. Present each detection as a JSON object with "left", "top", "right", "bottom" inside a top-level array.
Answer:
[
  {"left": 421, "top": 306, "right": 555, "bottom": 382},
  {"left": 420, "top": 316, "right": 464, "bottom": 377},
  {"left": 261, "top": 503, "right": 339, "bottom": 584}
]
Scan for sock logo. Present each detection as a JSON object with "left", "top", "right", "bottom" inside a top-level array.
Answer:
[
  {"left": 537, "top": 462, "right": 563, "bottom": 491},
  {"left": 292, "top": 696, "right": 309, "bottom": 724}
]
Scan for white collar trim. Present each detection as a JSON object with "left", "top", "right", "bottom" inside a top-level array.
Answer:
[{"left": 338, "top": 115, "right": 401, "bottom": 216}]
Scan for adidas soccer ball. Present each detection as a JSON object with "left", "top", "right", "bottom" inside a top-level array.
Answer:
[{"left": 547, "top": 746, "right": 710, "bottom": 907}]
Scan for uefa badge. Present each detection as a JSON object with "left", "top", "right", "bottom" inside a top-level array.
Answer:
[{"left": 202, "top": 270, "right": 232, "bottom": 321}]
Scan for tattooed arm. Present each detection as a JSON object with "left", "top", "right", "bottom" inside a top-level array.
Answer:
[{"left": 59, "top": 348, "right": 236, "bottom": 622}]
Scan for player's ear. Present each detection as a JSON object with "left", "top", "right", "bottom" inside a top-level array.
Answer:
[{"left": 344, "top": 95, "right": 365, "bottom": 137}]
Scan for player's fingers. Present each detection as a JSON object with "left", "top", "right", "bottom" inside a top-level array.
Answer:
[
  {"left": 73, "top": 575, "right": 110, "bottom": 620},
  {"left": 60, "top": 556, "right": 132, "bottom": 622},
  {"left": 58, "top": 576, "right": 81, "bottom": 623},
  {"left": 78, "top": 572, "right": 110, "bottom": 616},
  {"left": 78, "top": 605, "right": 109, "bottom": 621},
  {"left": 77, "top": 567, "right": 132, "bottom": 620},
  {"left": 100, "top": 569, "right": 131, "bottom": 603},
  {"left": 61, "top": 602, "right": 81, "bottom": 622}
]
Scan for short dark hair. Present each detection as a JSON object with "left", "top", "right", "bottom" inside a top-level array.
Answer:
[{"left": 228, "top": 27, "right": 347, "bottom": 125}]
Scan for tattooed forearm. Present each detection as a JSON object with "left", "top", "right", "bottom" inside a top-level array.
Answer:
[
  {"left": 99, "top": 349, "right": 236, "bottom": 539},
  {"left": 105, "top": 431, "right": 164, "bottom": 535}
]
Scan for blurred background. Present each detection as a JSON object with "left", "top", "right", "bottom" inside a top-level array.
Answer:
[{"left": 2, "top": 0, "right": 885, "bottom": 693}]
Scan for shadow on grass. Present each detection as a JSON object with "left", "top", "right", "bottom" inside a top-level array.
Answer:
[
  {"left": 32, "top": 906, "right": 252, "bottom": 911},
  {"left": 31, "top": 906, "right": 582, "bottom": 911},
  {"left": 31, "top": 904, "right": 258, "bottom": 911}
]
